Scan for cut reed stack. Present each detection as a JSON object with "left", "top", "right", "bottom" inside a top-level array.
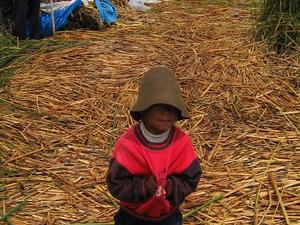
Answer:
[{"left": 254, "top": 0, "right": 300, "bottom": 53}]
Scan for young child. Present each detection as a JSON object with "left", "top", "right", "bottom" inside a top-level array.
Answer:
[{"left": 107, "top": 66, "right": 202, "bottom": 225}]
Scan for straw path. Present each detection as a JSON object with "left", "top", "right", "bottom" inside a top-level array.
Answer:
[{"left": 1, "top": 1, "right": 299, "bottom": 224}]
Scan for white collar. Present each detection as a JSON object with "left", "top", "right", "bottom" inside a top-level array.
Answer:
[{"left": 140, "top": 121, "right": 170, "bottom": 143}]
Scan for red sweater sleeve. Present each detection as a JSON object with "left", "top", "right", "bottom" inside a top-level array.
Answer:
[{"left": 107, "top": 159, "right": 150, "bottom": 203}]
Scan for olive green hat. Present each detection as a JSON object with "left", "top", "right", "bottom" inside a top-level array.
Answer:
[{"left": 130, "top": 65, "right": 190, "bottom": 121}]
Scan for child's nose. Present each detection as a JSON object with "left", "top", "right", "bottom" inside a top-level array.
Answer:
[
  {"left": 160, "top": 105, "right": 171, "bottom": 112},
  {"left": 161, "top": 107, "right": 171, "bottom": 114}
]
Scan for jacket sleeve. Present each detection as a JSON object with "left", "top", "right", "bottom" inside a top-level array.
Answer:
[
  {"left": 107, "top": 158, "right": 149, "bottom": 203},
  {"left": 165, "top": 158, "right": 202, "bottom": 206}
]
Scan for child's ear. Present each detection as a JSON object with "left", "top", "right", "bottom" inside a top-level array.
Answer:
[
  {"left": 176, "top": 113, "right": 180, "bottom": 120},
  {"left": 139, "top": 111, "right": 145, "bottom": 119},
  {"left": 172, "top": 107, "right": 179, "bottom": 119}
]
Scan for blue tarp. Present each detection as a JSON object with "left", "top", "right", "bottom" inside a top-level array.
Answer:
[
  {"left": 38, "top": 0, "right": 117, "bottom": 38},
  {"left": 39, "top": 0, "right": 83, "bottom": 37},
  {"left": 95, "top": 0, "right": 117, "bottom": 25}
]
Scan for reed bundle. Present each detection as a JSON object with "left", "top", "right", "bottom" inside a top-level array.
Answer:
[
  {"left": 0, "top": 0, "right": 14, "bottom": 35},
  {"left": 0, "top": 0, "right": 299, "bottom": 225},
  {"left": 66, "top": 5, "right": 104, "bottom": 31},
  {"left": 0, "top": 0, "right": 13, "bottom": 25},
  {"left": 253, "top": 0, "right": 300, "bottom": 53}
]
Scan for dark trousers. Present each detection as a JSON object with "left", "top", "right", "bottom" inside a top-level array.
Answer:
[
  {"left": 14, "top": 0, "right": 40, "bottom": 39},
  {"left": 114, "top": 209, "right": 182, "bottom": 225}
]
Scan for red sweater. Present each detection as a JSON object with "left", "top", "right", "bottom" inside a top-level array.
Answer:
[{"left": 107, "top": 124, "right": 201, "bottom": 221}]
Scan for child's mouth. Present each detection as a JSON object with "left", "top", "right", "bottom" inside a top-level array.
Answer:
[{"left": 159, "top": 119, "right": 171, "bottom": 123}]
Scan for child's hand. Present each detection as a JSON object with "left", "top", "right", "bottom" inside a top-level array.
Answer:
[
  {"left": 145, "top": 176, "right": 158, "bottom": 196},
  {"left": 155, "top": 185, "right": 166, "bottom": 197}
]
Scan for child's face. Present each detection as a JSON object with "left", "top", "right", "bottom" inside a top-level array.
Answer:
[{"left": 142, "top": 104, "right": 179, "bottom": 134}]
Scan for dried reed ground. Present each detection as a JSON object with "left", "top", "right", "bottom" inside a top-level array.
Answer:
[{"left": 1, "top": 0, "right": 300, "bottom": 224}]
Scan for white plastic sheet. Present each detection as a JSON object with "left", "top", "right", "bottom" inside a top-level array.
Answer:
[{"left": 128, "top": 0, "right": 162, "bottom": 12}]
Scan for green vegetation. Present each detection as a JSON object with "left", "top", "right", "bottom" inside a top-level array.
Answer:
[
  {"left": 0, "top": 201, "right": 27, "bottom": 225},
  {"left": 253, "top": 0, "right": 300, "bottom": 53}
]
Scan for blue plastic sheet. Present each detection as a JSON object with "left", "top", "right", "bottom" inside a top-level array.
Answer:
[
  {"left": 39, "top": 0, "right": 83, "bottom": 37},
  {"left": 95, "top": 0, "right": 117, "bottom": 25},
  {"left": 38, "top": 0, "right": 117, "bottom": 38}
]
